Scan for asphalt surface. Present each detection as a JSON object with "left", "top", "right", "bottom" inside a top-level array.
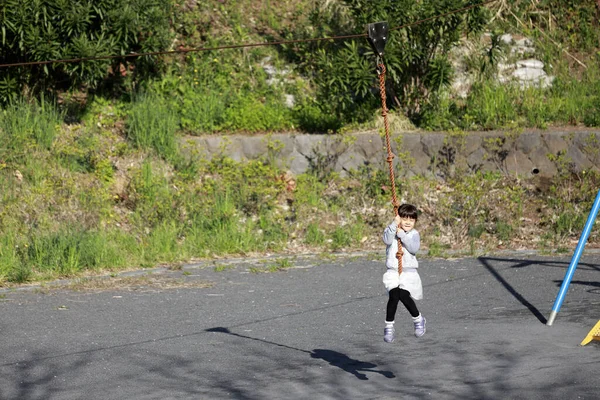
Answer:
[{"left": 1, "top": 252, "right": 599, "bottom": 399}]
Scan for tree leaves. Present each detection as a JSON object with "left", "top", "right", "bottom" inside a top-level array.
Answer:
[
  {"left": 295, "top": 0, "right": 490, "bottom": 122},
  {"left": 0, "top": 0, "right": 175, "bottom": 102}
]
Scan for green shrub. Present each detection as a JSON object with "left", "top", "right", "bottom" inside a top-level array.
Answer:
[
  {"left": 222, "top": 96, "right": 293, "bottom": 133},
  {"left": 292, "top": 100, "right": 343, "bottom": 133},
  {"left": 0, "top": 0, "right": 174, "bottom": 102},
  {"left": 180, "top": 89, "right": 228, "bottom": 133},
  {"left": 290, "top": 0, "right": 488, "bottom": 123}
]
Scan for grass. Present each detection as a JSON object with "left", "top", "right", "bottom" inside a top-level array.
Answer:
[
  {"left": 305, "top": 223, "right": 326, "bottom": 246},
  {"left": 214, "top": 264, "right": 235, "bottom": 272},
  {"left": 126, "top": 94, "right": 179, "bottom": 161},
  {"left": 2, "top": 2, "right": 600, "bottom": 286},
  {"left": 0, "top": 99, "right": 61, "bottom": 165},
  {"left": 423, "top": 74, "right": 600, "bottom": 131},
  {"left": 2, "top": 123, "right": 598, "bottom": 285}
]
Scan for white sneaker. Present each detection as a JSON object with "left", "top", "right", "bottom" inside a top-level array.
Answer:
[
  {"left": 384, "top": 325, "right": 395, "bottom": 343},
  {"left": 414, "top": 316, "right": 426, "bottom": 337}
]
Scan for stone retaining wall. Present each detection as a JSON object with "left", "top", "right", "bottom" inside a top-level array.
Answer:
[{"left": 185, "top": 128, "right": 600, "bottom": 178}]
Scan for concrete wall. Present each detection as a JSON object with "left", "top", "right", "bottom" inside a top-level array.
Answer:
[{"left": 184, "top": 128, "right": 600, "bottom": 178}]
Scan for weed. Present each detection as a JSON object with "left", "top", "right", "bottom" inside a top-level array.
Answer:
[
  {"left": 582, "top": 133, "right": 600, "bottom": 164},
  {"left": 293, "top": 99, "right": 343, "bottom": 133},
  {"left": 468, "top": 224, "right": 485, "bottom": 239},
  {"left": 295, "top": 174, "right": 326, "bottom": 209},
  {"left": 0, "top": 100, "right": 61, "bottom": 165},
  {"left": 427, "top": 241, "right": 449, "bottom": 258},
  {"left": 436, "top": 129, "right": 467, "bottom": 179},
  {"left": 9, "top": 264, "right": 32, "bottom": 284},
  {"left": 483, "top": 137, "right": 509, "bottom": 174},
  {"left": 247, "top": 258, "right": 295, "bottom": 274},
  {"left": 330, "top": 227, "right": 350, "bottom": 251},
  {"left": 263, "top": 134, "right": 285, "bottom": 168},
  {"left": 305, "top": 223, "right": 325, "bottom": 246},
  {"left": 142, "top": 221, "right": 182, "bottom": 265},
  {"left": 469, "top": 239, "right": 477, "bottom": 256},
  {"left": 179, "top": 87, "right": 228, "bottom": 133},
  {"left": 126, "top": 94, "right": 179, "bottom": 162},
  {"left": 495, "top": 221, "right": 513, "bottom": 242},
  {"left": 547, "top": 149, "right": 578, "bottom": 200},
  {"left": 273, "top": 258, "right": 292, "bottom": 270},
  {"left": 330, "top": 221, "right": 365, "bottom": 251},
  {"left": 554, "top": 212, "right": 585, "bottom": 238},
  {"left": 214, "top": 264, "right": 235, "bottom": 272},
  {"left": 393, "top": 134, "right": 416, "bottom": 175}
]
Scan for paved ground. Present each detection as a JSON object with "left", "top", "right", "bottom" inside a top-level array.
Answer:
[{"left": 1, "top": 252, "right": 599, "bottom": 399}]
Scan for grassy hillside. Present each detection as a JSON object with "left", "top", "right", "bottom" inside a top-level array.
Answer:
[
  {"left": 2, "top": 0, "right": 600, "bottom": 286},
  {"left": 161, "top": 0, "right": 600, "bottom": 133}
]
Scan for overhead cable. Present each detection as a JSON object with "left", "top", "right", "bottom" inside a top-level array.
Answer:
[{"left": 0, "top": 0, "right": 496, "bottom": 69}]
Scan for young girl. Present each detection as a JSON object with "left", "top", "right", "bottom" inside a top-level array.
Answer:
[{"left": 382, "top": 203, "right": 425, "bottom": 343}]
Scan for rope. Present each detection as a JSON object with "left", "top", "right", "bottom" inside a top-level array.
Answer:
[{"left": 377, "top": 61, "right": 403, "bottom": 275}]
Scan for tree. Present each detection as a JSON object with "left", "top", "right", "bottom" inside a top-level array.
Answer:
[
  {"left": 288, "top": 0, "right": 489, "bottom": 124},
  {"left": 0, "top": 0, "right": 175, "bottom": 103}
]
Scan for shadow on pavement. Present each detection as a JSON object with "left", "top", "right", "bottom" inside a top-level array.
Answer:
[
  {"left": 206, "top": 327, "right": 395, "bottom": 381},
  {"left": 310, "top": 349, "right": 395, "bottom": 380},
  {"left": 555, "top": 280, "right": 600, "bottom": 292},
  {"left": 478, "top": 255, "right": 600, "bottom": 324},
  {"left": 478, "top": 257, "right": 548, "bottom": 324}
]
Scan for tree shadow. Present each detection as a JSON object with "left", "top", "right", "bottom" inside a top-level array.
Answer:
[
  {"left": 206, "top": 327, "right": 395, "bottom": 381},
  {"left": 554, "top": 280, "right": 600, "bottom": 294}
]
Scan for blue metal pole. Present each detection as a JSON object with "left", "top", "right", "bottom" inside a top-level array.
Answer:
[{"left": 547, "top": 189, "right": 600, "bottom": 326}]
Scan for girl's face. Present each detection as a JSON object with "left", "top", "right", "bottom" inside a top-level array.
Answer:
[{"left": 399, "top": 217, "right": 416, "bottom": 232}]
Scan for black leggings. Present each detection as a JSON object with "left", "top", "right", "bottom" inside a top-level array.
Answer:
[{"left": 386, "top": 287, "right": 420, "bottom": 321}]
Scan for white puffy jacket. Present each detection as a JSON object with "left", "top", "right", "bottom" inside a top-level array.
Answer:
[{"left": 382, "top": 222, "right": 422, "bottom": 299}]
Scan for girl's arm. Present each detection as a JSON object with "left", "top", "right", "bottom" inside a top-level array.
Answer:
[
  {"left": 397, "top": 230, "right": 420, "bottom": 254},
  {"left": 382, "top": 222, "right": 398, "bottom": 245}
]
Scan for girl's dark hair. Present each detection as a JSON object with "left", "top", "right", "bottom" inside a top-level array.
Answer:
[{"left": 397, "top": 203, "right": 418, "bottom": 220}]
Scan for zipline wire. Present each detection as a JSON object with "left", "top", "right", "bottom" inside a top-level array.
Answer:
[{"left": 0, "top": 0, "right": 496, "bottom": 69}]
